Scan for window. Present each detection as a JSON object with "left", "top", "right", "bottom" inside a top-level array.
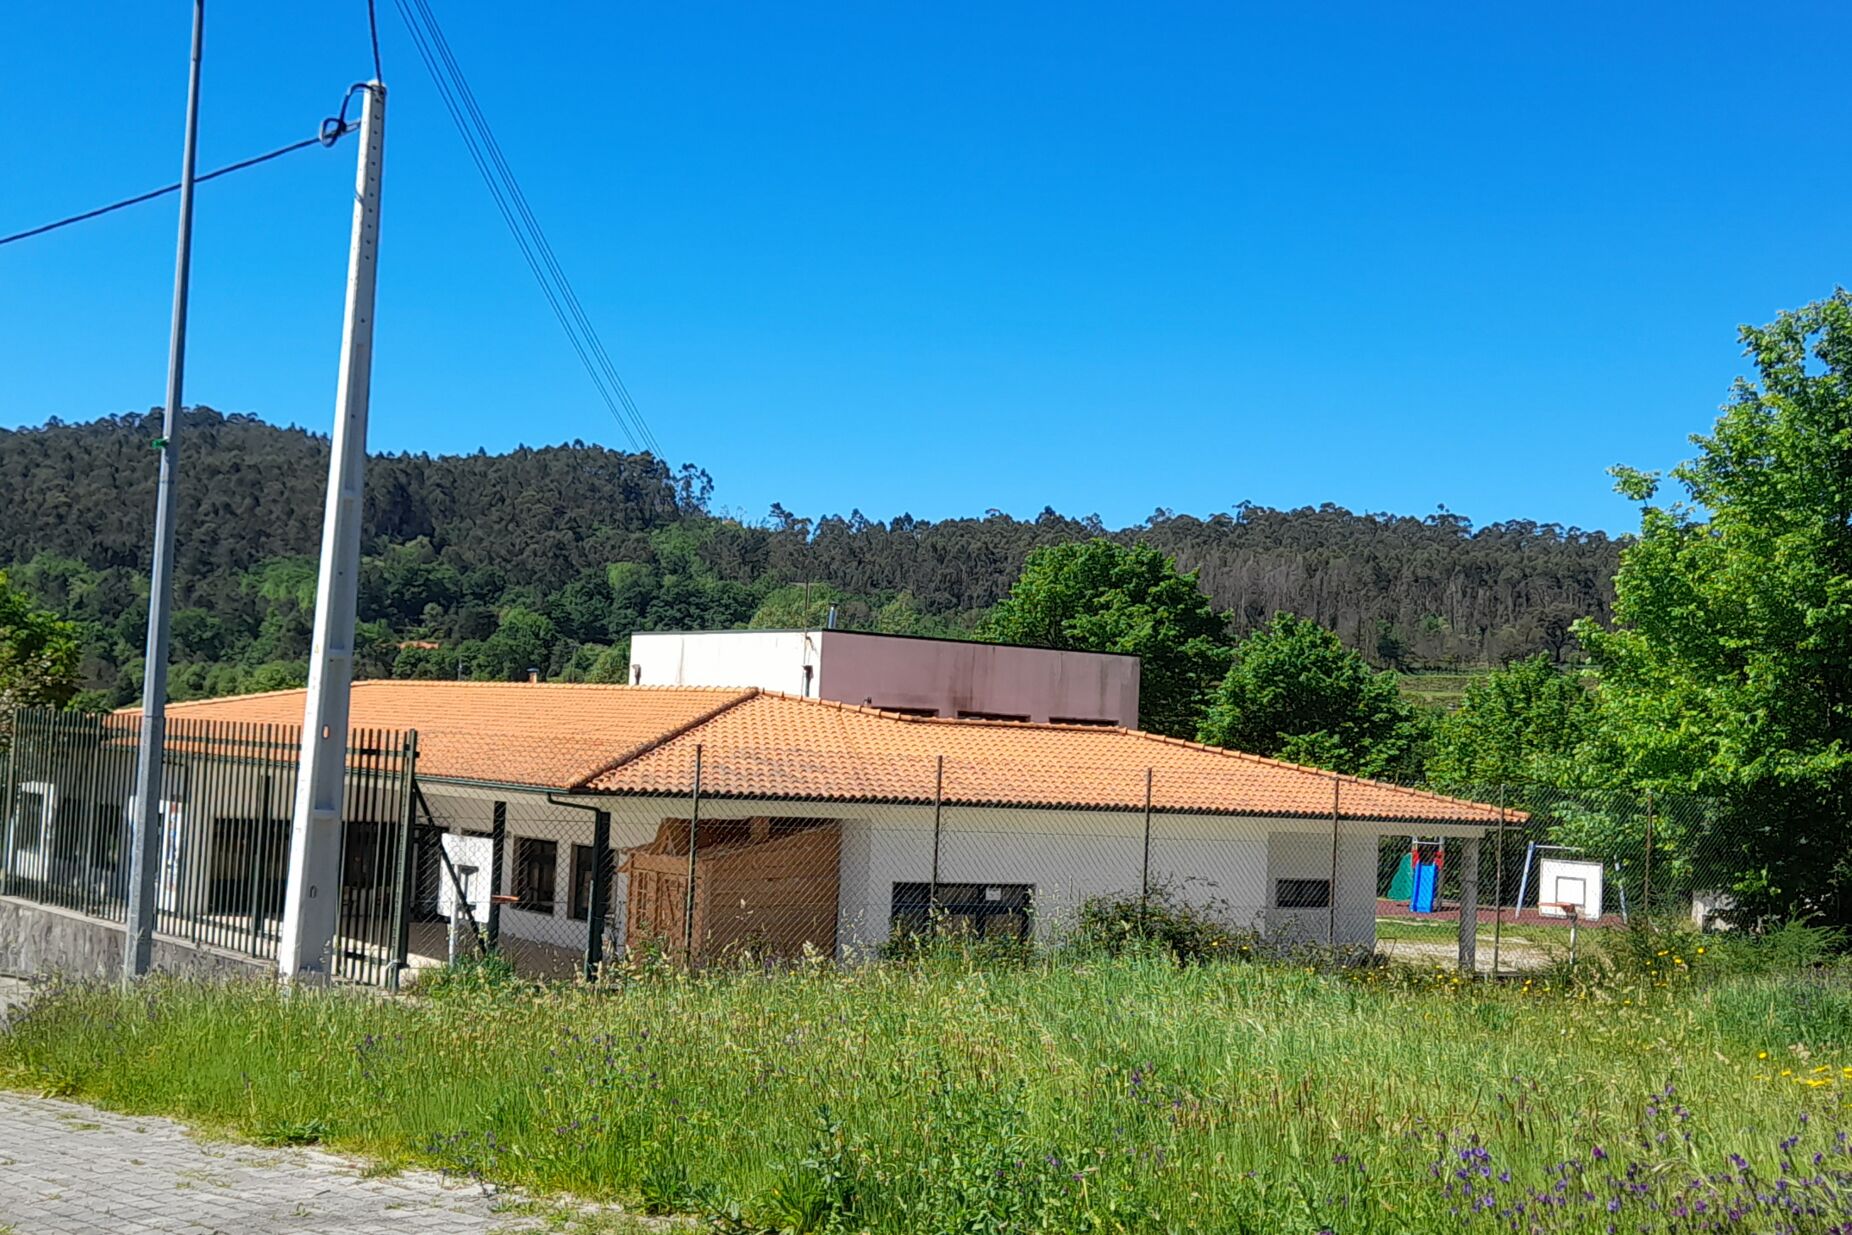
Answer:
[
  {"left": 876, "top": 705, "right": 939, "bottom": 718},
  {"left": 569, "top": 843, "right": 610, "bottom": 922},
  {"left": 13, "top": 788, "right": 48, "bottom": 852},
  {"left": 891, "top": 882, "right": 1033, "bottom": 940},
  {"left": 1275, "top": 878, "right": 1331, "bottom": 909},
  {"left": 1049, "top": 716, "right": 1116, "bottom": 727},
  {"left": 956, "top": 710, "right": 1030, "bottom": 723},
  {"left": 515, "top": 837, "right": 558, "bottom": 914},
  {"left": 91, "top": 803, "right": 123, "bottom": 873}
]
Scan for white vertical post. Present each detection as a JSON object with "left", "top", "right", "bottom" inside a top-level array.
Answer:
[
  {"left": 280, "top": 82, "right": 387, "bottom": 981},
  {"left": 125, "top": 0, "right": 206, "bottom": 984}
]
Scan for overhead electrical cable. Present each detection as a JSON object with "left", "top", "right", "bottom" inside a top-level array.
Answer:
[
  {"left": 366, "top": 0, "right": 384, "bottom": 84},
  {"left": 0, "top": 123, "right": 356, "bottom": 249},
  {"left": 407, "top": 0, "right": 660, "bottom": 460},
  {"left": 392, "top": 0, "right": 663, "bottom": 458}
]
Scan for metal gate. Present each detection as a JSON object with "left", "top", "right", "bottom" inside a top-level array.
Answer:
[{"left": 2, "top": 708, "right": 419, "bottom": 987}]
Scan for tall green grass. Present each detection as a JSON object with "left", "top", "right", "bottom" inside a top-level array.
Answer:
[{"left": 4, "top": 950, "right": 1850, "bottom": 1233}]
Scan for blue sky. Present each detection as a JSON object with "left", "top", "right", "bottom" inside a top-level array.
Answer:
[{"left": 4, "top": 2, "right": 1847, "bottom": 534}]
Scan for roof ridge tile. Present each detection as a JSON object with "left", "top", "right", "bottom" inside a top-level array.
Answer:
[{"left": 566, "top": 689, "right": 761, "bottom": 789}]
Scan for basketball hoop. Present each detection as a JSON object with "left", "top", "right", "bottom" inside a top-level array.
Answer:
[{"left": 1542, "top": 901, "right": 1581, "bottom": 965}]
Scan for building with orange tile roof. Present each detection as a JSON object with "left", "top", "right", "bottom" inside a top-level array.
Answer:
[{"left": 108, "top": 681, "right": 1502, "bottom": 970}]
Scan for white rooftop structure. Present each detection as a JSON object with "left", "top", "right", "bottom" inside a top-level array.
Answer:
[{"left": 626, "top": 629, "right": 1141, "bottom": 727}]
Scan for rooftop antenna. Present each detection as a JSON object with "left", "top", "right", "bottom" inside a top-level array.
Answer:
[
  {"left": 125, "top": 0, "right": 206, "bottom": 984},
  {"left": 279, "top": 78, "right": 387, "bottom": 981}
]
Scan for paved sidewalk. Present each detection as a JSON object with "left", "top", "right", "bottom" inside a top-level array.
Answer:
[{"left": 0, "top": 1091, "right": 551, "bottom": 1234}]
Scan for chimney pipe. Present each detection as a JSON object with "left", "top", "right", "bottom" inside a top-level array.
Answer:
[{"left": 527, "top": 667, "right": 539, "bottom": 684}]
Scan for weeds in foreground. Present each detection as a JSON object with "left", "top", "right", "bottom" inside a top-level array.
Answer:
[{"left": 4, "top": 944, "right": 1851, "bottom": 1234}]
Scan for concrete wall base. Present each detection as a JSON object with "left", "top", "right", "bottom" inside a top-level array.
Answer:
[{"left": 0, "top": 896, "right": 272, "bottom": 984}]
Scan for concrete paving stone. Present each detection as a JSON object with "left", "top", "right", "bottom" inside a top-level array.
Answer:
[{"left": 0, "top": 1091, "right": 549, "bottom": 1234}]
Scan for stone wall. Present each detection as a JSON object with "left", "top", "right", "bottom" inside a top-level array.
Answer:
[{"left": 0, "top": 897, "right": 271, "bottom": 984}]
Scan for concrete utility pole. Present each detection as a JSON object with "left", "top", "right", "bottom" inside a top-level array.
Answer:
[
  {"left": 125, "top": 0, "right": 206, "bottom": 984},
  {"left": 279, "top": 82, "right": 387, "bottom": 980}
]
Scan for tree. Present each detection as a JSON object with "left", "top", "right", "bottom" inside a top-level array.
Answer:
[
  {"left": 0, "top": 410, "right": 1624, "bottom": 704},
  {"left": 1198, "top": 613, "right": 1428, "bottom": 779},
  {"left": 1425, "top": 654, "right": 1595, "bottom": 790},
  {"left": 986, "top": 540, "right": 1230, "bottom": 737},
  {"left": 475, "top": 606, "right": 559, "bottom": 680},
  {"left": 748, "top": 583, "right": 854, "bottom": 630},
  {"left": 1576, "top": 291, "right": 1852, "bottom": 923},
  {"left": 0, "top": 570, "right": 81, "bottom": 739}
]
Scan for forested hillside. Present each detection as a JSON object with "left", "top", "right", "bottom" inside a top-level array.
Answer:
[{"left": 0, "top": 410, "right": 1621, "bottom": 705}]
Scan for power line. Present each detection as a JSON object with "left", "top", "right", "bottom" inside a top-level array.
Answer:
[
  {"left": 0, "top": 126, "right": 354, "bottom": 249},
  {"left": 392, "top": 0, "right": 664, "bottom": 459},
  {"left": 407, "top": 0, "right": 659, "bottom": 460},
  {"left": 366, "top": 0, "right": 384, "bottom": 84}
]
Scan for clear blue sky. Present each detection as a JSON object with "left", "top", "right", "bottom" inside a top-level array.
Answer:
[{"left": 4, "top": 2, "right": 1847, "bottom": 534}]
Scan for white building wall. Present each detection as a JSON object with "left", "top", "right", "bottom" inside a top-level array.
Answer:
[
  {"left": 418, "top": 785, "right": 1479, "bottom": 961},
  {"left": 1262, "top": 830, "right": 1379, "bottom": 946},
  {"left": 628, "top": 630, "right": 820, "bottom": 697},
  {"left": 624, "top": 629, "right": 1140, "bottom": 725}
]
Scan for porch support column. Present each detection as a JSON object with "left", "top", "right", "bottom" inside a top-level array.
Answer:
[
  {"left": 486, "top": 800, "right": 506, "bottom": 947},
  {"left": 1457, "top": 835, "right": 1480, "bottom": 975}
]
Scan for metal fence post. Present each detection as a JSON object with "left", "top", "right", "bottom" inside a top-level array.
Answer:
[
  {"left": 929, "top": 755, "right": 944, "bottom": 929},
  {"left": 1, "top": 711, "right": 18, "bottom": 896},
  {"left": 586, "top": 809, "right": 611, "bottom": 981},
  {"left": 1642, "top": 788, "right": 1654, "bottom": 926},
  {"left": 387, "top": 732, "right": 419, "bottom": 989},
  {"left": 487, "top": 800, "right": 506, "bottom": 948},
  {"left": 683, "top": 744, "right": 702, "bottom": 960},
  {"left": 1140, "top": 767, "right": 1153, "bottom": 923},
  {"left": 1328, "top": 776, "right": 1340, "bottom": 948}
]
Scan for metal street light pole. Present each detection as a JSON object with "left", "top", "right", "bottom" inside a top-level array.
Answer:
[
  {"left": 124, "top": 0, "right": 205, "bottom": 984},
  {"left": 279, "top": 81, "right": 387, "bottom": 981}
]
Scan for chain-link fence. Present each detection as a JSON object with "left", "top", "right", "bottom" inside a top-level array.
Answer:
[
  {"left": 1, "top": 708, "right": 418, "bottom": 985},
  {"left": 401, "top": 737, "right": 1753, "bottom": 981},
  {"left": 4, "top": 705, "right": 1769, "bottom": 984},
  {"left": 1369, "top": 787, "right": 1727, "bottom": 975}
]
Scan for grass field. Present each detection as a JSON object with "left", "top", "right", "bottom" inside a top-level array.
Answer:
[
  {"left": 1397, "top": 669, "right": 1490, "bottom": 711},
  {"left": 4, "top": 943, "right": 1851, "bottom": 1234}
]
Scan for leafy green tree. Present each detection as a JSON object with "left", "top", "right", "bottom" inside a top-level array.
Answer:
[
  {"left": 1425, "top": 654, "right": 1596, "bottom": 790},
  {"left": 170, "top": 608, "right": 230, "bottom": 662},
  {"left": 474, "top": 606, "right": 560, "bottom": 680},
  {"left": 1198, "top": 613, "right": 1428, "bottom": 779},
  {"left": 0, "top": 570, "right": 81, "bottom": 735},
  {"left": 1576, "top": 291, "right": 1852, "bottom": 923},
  {"left": 392, "top": 644, "right": 454, "bottom": 680},
  {"left": 557, "top": 641, "right": 631, "bottom": 683},
  {"left": 748, "top": 582, "right": 855, "bottom": 629},
  {"left": 985, "top": 540, "right": 1229, "bottom": 737}
]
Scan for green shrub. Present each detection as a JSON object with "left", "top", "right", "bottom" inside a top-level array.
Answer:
[{"left": 1067, "top": 884, "right": 1259, "bottom": 964}]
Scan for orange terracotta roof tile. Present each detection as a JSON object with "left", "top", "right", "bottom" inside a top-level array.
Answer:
[
  {"left": 134, "top": 682, "right": 754, "bottom": 790},
  {"left": 135, "top": 683, "right": 1506, "bottom": 822},
  {"left": 583, "top": 693, "right": 1507, "bottom": 822}
]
